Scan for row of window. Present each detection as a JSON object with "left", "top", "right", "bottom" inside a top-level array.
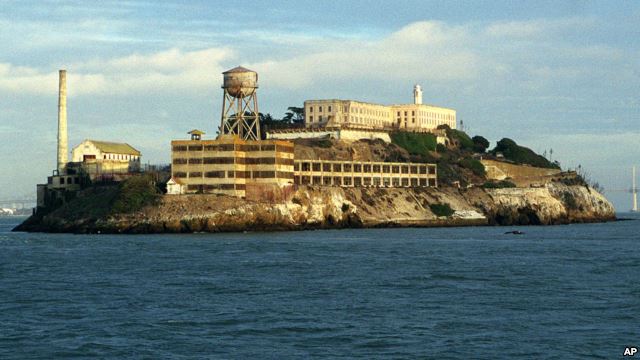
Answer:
[
  {"left": 295, "top": 162, "right": 435, "bottom": 175},
  {"left": 49, "top": 176, "right": 79, "bottom": 185},
  {"left": 101, "top": 153, "right": 139, "bottom": 161},
  {"left": 308, "top": 104, "right": 390, "bottom": 117},
  {"left": 173, "top": 144, "right": 293, "bottom": 153},
  {"left": 174, "top": 171, "right": 293, "bottom": 179},
  {"left": 396, "top": 110, "right": 454, "bottom": 120},
  {"left": 294, "top": 176, "right": 436, "bottom": 187},
  {"left": 173, "top": 157, "right": 294, "bottom": 165},
  {"left": 186, "top": 184, "right": 243, "bottom": 191}
]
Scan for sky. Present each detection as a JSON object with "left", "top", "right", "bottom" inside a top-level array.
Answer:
[{"left": 1, "top": 0, "right": 638, "bottom": 210}]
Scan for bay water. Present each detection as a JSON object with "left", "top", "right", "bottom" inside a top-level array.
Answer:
[{"left": 1, "top": 215, "right": 638, "bottom": 359}]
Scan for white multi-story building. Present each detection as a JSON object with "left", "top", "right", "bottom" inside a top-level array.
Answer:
[{"left": 304, "top": 85, "right": 456, "bottom": 131}]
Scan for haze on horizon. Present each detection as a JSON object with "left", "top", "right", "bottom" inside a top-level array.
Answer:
[{"left": 1, "top": 0, "right": 638, "bottom": 210}]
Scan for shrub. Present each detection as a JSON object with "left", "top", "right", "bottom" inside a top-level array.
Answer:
[
  {"left": 459, "top": 157, "right": 486, "bottom": 176},
  {"left": 562, "top": 191, "right": 578, "bottom": 210},
  {"left": 490, "top": 138, "right": 559, "bottom": 169},
  {"left": 482, "top": 180, "right": 516, "bottom": 188},
  {"left": 390, "top": 131, "right": 437, "bottom": 155},
  {"left": 111, "top": 175, "right": 160, "bottom": 214},
  {"left": 446, "top": 129, "right": 474, "bottom": 150},
  {"left": 317, "top": 139, "right": 333, "bottom": 148},
  {"left": 429, "top": 203, "right": 454, "bottom": 217}
]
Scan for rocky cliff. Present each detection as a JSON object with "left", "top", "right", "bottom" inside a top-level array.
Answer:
[{"left": 15, "top": 183, "right": 615, "bottom": 234}]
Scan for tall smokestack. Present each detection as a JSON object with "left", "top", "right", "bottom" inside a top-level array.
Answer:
[{"left": 57, "top": 69, "right": 68, "bottom": 173}]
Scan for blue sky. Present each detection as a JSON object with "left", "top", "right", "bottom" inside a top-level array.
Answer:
[{"left": 1, "top": 0, "right": 639, "bottom": 209}]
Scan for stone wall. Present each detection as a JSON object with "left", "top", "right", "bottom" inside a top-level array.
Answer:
[{"left": 481, "top": 159, "right": 561, "bottom": 181}]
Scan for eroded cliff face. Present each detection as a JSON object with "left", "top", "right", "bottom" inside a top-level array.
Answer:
[
  {"left": 483, "top": 184, "right": 615, "bottom": 225},
  {"left": 15, "top": 183, "right": 615, "bottom": 234}
]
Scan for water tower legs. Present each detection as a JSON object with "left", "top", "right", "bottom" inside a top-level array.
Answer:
[{"left": 220, "top": 91, "right": 260, "bottom": 141}]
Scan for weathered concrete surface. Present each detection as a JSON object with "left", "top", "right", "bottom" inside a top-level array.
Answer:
[{"left": 14, "top": 183, "right": 615, "bottom": 234}]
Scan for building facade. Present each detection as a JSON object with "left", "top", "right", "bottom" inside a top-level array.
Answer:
[
  {"left": 71, "top": 140, "right": 141, "bottom": 178},
  {"left": 171, "top": 135, "right": 295, "bottom": 197},
  {"left": 294, "top": 159, "right": 437, "bottom": 187},
  {"left": 303, "top": 85, "right": 456, "bottom": 132}
]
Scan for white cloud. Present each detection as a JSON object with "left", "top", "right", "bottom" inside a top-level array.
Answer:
[
  {"left": 485, "top": 17, "right": 597, "bottom": 38},
  {"left": 0, "top": 47, "right": 234, "bottom": 95}
]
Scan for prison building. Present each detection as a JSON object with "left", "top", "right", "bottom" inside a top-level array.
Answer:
[
  {"left": 303, "top": 85, "right": 456, "bottom": 132},
  {"left": 293, "top": 160, "right": 437, "bottom": 188},
  {"left": 304, "top": 100, "right": 395, "bottom": 130},
  {"left": 170, "top": 134, "right": 294, "bottom": 197},
  {"left": 71, "top": 139, "right": 141, "bottom": 179}
]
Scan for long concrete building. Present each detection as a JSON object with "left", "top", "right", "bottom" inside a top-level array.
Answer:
[
  {"left": 170, "top": 132, "right": 295, "bottom": 197},
  {"left": 303, "top": 85, "right": 456, "bottom": 131}
]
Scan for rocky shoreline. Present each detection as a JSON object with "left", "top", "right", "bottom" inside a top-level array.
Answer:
[{"left": 14, "top": 183, "right": 616, "bottom": 234}]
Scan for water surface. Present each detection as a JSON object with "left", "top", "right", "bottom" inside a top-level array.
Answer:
[{"left": 1, "top": 215, "right": 638, "bottom": 359}]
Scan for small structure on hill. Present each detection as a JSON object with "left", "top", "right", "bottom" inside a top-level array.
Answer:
[
  {"left": 166, "top": 177, "right": 186, "bottom": 195},
  {"left": 71, "top": 139, "right": 141, "bottom": 180}
]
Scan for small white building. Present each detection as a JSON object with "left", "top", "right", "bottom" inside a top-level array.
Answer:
[
  {"left": 71, "top": 139, "right": 141, "bottom": 177},
  {"left": 166, "top": 177, "right": 186, "bottom": 195}
]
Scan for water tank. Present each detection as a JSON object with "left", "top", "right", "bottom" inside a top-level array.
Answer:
[{"left": 222, "top": 66, "right": 258, "bottom": 98}]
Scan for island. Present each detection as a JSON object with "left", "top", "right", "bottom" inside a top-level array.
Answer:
[{"left": 14, "top": 67, "right": 615, "bottom": 233}]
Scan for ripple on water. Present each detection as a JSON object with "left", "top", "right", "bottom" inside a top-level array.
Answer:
[{"left": 0, "top": 219, "right": 639, "bottom": 359}]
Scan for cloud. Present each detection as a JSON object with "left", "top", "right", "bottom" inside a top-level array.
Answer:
[
  {"left": 0, "top": 47, "right": 234, "bottom": 95},
  {"left": 485, "top": 17, "right": 597, "bottom": 38}
]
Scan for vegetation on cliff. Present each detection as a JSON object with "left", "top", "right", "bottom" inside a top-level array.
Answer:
[
  {"left": 390, "top": 132, "right": 437, "bottom": 155},
  {"left": 490, "top": 138, "right": 560, "bottom": 169},
  {"left": 110, "top": 175, "right": 161, "bottom": 214}
]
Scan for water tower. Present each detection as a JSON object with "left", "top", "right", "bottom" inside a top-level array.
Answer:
[{"left": 219, "top": 66, "right": 260, "bottom": 141}]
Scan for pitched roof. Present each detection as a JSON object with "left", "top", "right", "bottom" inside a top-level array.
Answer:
[
  {"left": 168, "top": 177, "right": 184, "bottom": 185},
  {"left": 188, "top": 129, "right": 205, "bottom": 135},
  {"left": 223, "top": 66, "right": 255, "bottom": 74},
  {"left": 86, "top": 140, "right": 141, "bottom": 156}
]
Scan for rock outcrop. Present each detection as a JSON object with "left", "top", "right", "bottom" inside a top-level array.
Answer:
[{"left": 14, "top": 182, "right": 615, "bottom": 234}]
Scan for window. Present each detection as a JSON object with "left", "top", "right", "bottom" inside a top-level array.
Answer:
[
  {"left": 309, "top": 106, "right": 313, "bottom": 112},
  {"left": 328, "top": 106, "right": 332, "bottom": 112},
  {"left": 205, "top": 171, "right": 225, "bottom": 178},
  {"left": 319, "top": 106, "right": 323, "bottom": 112},
  {"left": 309, "top": 116, "right": 313, "bottom": 122}
]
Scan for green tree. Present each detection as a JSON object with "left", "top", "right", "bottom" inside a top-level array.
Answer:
[
  {"left": 283, "top": 107, "right": 304, "bottom": 124},
  {"left": 471, "top": 135, "right": 490, "bottom": 153}
]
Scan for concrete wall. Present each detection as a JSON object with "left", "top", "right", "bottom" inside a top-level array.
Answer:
[
  {"left": 481, "top": 159, "right": 562, "bottom": 181},
  {"left": 267, "top": 128, "right": 391, "bottom": 143}
]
